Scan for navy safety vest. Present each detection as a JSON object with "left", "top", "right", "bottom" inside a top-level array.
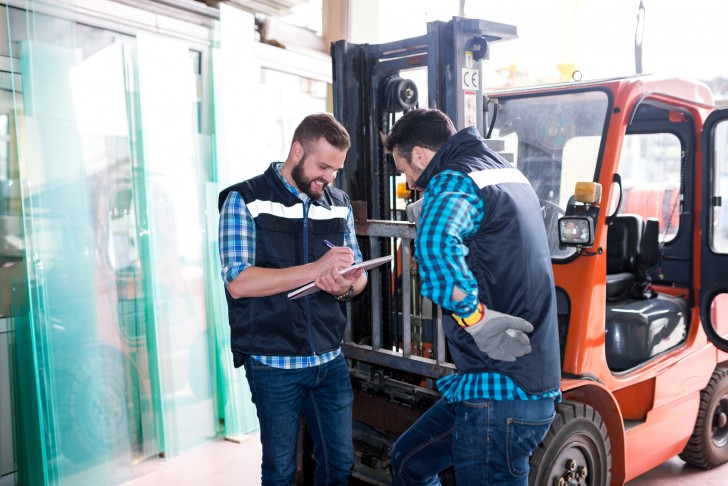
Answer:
[
  {"left": 416, "top": 127, "right": 561, "bottom": 395},
  {"left": 218, "top": 163, "right": 352, "bottom": 365}
]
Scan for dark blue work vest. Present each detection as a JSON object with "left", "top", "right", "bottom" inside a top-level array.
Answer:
[
  {"left": 218, "top": 163, "right": 351, "bottom": 364},
  {"left": 416, "top": 127, "right": 561, "bottom": 395}
]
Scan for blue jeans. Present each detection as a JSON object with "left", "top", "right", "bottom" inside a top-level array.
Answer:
[
  {"left": 243, "top": 354, "right": 354, "bottom": 485},
  {"left": 391, "top": 397, "right": 555, "bottom": 486}
]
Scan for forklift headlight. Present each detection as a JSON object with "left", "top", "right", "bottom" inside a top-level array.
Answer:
[{"left": 558, "top": 216, "right": 594, "bottom": 246}]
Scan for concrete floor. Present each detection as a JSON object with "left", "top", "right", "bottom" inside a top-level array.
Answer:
[{"left": 121, "top": 432, "right": 728, "bottom": 485}]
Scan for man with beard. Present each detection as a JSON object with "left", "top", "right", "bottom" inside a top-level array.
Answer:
[{"left": 218, "top": 113, "right": 366, "bottom": 485}]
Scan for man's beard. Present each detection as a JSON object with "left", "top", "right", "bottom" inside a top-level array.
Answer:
[{"left": 291, "top": 157, "right": 328, "bottom": 200}]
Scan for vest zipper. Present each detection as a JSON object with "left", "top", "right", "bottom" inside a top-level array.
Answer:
[{"left": 302, "top": 199, "right": 317, "bottom": 354}]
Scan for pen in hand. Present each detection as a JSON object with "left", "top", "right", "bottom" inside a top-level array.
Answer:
[
  {"left": 323, "top": 239, "right": 355, "bottom": 271},
  {"left": 322, "top": 239, "right": 353, "bottom": 283}
]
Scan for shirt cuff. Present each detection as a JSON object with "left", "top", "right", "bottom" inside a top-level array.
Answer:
[
  {"left": 451, "top": 292, "right": 480, "bottom": 318},
  {"left": 221, "top": 263, "right": 248, "bottom": 285}
]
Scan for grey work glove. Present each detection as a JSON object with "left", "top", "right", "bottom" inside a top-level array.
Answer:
[
  {"left": 406, "top": 199, "right": 424, "bottom": 226},
  {"left": 458, "top": 306, "right": 534, "bottom": 362}
]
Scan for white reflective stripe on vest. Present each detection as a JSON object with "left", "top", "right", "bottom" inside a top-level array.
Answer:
[
  {"left": 308, "top": 204, "right": 349, "bottom": 220},
  {"left": 246, "top": 199, "right": 349, "bottom": 220},
  {"left": 468, "top": 167, "right": 530, "bottom": 189}
]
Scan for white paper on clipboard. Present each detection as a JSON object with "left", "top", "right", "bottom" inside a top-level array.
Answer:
[{"left": 287, "top": 255, "right": 393, "bottom": 300}]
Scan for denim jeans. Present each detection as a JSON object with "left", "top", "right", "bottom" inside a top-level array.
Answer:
[
  {"left": 243, "top": 353, "right": 354, "bottom": 485},
  {"left": 391, "top": 397, "right": 555, "bottom": 486}
]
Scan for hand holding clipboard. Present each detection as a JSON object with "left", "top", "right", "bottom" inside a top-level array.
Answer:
[{"left": 287, "top": 254, "right": 393, "bottom": 300}]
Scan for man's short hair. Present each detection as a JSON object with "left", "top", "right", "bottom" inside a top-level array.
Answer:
[
  {"left": 381, "top": 109, "right": 456, "bottom": 163},
  {"left": 293, "top": 113, "right": 351, "bottom": 153}
]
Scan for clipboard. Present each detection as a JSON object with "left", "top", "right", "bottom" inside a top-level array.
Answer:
[{"left": 287, "top": 254, "right": 393, "bottom": 300}]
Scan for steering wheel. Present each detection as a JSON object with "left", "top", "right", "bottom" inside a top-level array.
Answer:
[
  {"left": 540, "top": 199, "right": 565, "bottom": 229},
  {"left": 540, "top": 199, "right": 566, "bottom": 255}
]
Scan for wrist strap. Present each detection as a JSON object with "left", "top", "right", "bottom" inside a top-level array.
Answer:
[
  {"left": 453, "top": 303, "right": 485, "bottom": 328},
  {"left": 332, "top": 284, "right": 355, "bottom": 302}
]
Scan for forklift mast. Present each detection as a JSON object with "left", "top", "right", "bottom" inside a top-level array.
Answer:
[
  {"left": 331, "top": 16, "right": 517, "bottom": 218},
  {"left": 330, "top": 19, "right": 517, "bottom": 382}
]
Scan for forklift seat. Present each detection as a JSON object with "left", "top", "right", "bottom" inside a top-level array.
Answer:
[
  {"left": 606, "top": 214, "right": 644, "bottom": 301},
  {"left": 604, "top": 214, "right": 689, "bottom": 371}
]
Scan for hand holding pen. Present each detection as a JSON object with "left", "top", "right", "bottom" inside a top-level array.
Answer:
[
  {"left": 317, "top": 239, "right": 353, "bottom": 269},
  {"left": 316, "top": 239, "right": 362, "bottom": 294}
]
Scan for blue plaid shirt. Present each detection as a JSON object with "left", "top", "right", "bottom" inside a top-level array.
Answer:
[
  {"left": 218, "top": 162, "right": 362, "bottom": 369},
  {"left": 418, "top": 170, "right": 561, "bottom": 403}
]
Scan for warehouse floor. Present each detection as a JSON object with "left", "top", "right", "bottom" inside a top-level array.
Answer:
[{"left": 122, "top": 432, "right": 728, "bottom": 485}]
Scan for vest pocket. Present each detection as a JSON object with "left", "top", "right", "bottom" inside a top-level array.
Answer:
[
  {"left": 309, "top": 218, "right": 348, "bottom": 260},
  {"left": 255, "top": 217, "right": 297, "bottom": 267}
]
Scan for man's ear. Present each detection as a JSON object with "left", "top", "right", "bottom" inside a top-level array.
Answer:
[
  {"left": 411, "top": 146, "right": 427, "bottom": 170},
  {"left": 291, "top": 141, "right": 304, "bottom": 162}
]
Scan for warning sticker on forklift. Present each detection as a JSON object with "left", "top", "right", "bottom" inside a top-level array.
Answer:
[{"left": 464, "top": 90, "right": 477, "bottom": 127}]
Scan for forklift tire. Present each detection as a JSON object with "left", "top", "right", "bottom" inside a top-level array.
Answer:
[
  {"left": 59, "top": 348, "right": 140, "bottom": 464},
  {"left": 679, "top": 366, "right": 728, "bottom": 469},
  {"left": 529, "top": 400, "right": 611, "bottom": 486}
]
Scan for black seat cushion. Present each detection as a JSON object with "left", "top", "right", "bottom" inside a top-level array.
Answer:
[{"left": 606, "top": 272, "right": 635, "bottom": 301}]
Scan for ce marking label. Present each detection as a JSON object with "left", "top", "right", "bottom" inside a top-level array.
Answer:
[{"left": 462, "top": 68, "right": 479, "bottom": 90}]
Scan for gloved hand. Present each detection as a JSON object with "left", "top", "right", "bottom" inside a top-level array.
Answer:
[
  {"left": 454, "top": 304, "right": 534, "bottom": 362},
  {"left": 405, "top": 199, "right": 424, "bottom": 226}
]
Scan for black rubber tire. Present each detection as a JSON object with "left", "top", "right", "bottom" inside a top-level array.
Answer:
[
  {"left": 58, "top": 348, "right": 140, "bottom": 463},
  {"left": 679, "top": 366, "right": 728, "bottom": 469},
  {"left": 529, "top": 400, "right": 611, "bottom": 486}
]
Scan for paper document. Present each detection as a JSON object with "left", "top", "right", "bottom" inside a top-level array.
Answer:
[{"left": 287, "top": 255, "right": 393, "bottom": 300}]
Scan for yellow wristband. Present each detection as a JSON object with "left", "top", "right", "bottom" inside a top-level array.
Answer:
[{"left": 453, "top": 303, "right": 485, "bottom": 328}]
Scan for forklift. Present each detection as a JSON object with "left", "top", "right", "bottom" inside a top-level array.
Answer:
[{"left": 329, "top": 16, "right": 728, "bottom": 486}]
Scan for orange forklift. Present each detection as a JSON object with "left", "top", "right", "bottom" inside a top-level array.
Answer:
[{"left": 330, "top": 17, "right": 728, "bottom": 485}]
